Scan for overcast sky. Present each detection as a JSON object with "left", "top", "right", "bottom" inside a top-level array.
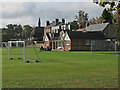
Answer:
[{"left": 1, "top": 1, "right": 105, "bottom": 28}]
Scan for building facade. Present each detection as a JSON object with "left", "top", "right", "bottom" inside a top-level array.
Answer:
[{"left": 43, "top": 21, "right": 117, "bottom": 51}]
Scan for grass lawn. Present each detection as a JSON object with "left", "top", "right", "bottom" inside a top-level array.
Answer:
[{"left": 2, "top": 47, "right": 118, "bottom": 88}]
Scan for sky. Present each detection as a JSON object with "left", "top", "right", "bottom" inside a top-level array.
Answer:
[{"left": 0, "top": 0, "right": 105, "bottom": 28}]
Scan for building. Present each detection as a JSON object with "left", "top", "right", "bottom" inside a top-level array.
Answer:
[
  {"left": 43, "top": 18, "right": 76, "bottom": 39},
  {"left": 63, "top": 31, "right": 106, "bottom": 51},
  {"left": 30, "top": 18, "right": 44, "bottom": 41},
  {"left": 43, "top": 18, "right": 74, "bottom": 49},
  {"left": 84, "top": 23, "right": 116, "bottom": 51},
  {"left": 44, "top": 21, "right": 117, "bottom": 51}
]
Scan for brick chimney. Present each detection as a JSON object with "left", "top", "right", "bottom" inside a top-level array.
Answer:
[
  {"left": 46, "top": 21, "right": 50, "bottom": 26},
  {"left": 55, "top": 18, "right": 59, "bottom": 25},
  {"left": 62, "top": 18, "right": 65, "bottom": 24}
]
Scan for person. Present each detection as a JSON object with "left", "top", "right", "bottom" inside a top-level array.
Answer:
[
  {"left": 40, "top": 46, "right": 44, "bottom": 51},
  {"left": 38, "top": 46, "right": 44, "bottom": 52}
]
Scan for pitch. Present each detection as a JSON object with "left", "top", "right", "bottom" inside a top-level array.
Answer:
[{"left": 2, "top": 48, "right": 118, "bottom": 88}]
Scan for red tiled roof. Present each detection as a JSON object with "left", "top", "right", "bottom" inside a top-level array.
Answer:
[{"left": 72, "top": 28, "right": 85, "bottom": 31}]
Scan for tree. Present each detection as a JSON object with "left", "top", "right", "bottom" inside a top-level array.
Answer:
[
  {"left": 89, "top": 17, "right": 103, "bottom": 25},
  {"left": 70, "top": 20, "right": 79, "bottom": 30},
  {"left": 1, "top": 28, "right": 8, "bottom": 42},
  {"left": 115, "top": 25, "right": 120, "bottom": 41},
  {"left": 75, "top": 10, "right": 88, "bottom": 28},
  {"left": 14, "top": 25, "right": 23, "bottom": 36},
  {"left": 116, "top": 3, "right": 120, "bottom": 24},
  {"left": 1, "top": 24, "right": 16, "bottom": 41},
  {"left": 94, "top": 0, "right": 120, "bottom": 40},
  {"left": 22, "top": 25, "right": 33, "bottom": 39},
  {"left": 1, "top": 24, "right": 24, "bottom": 41},
  {"left": 102, "top": 8, "right": 113, "bottom": 23},
  {"left": 94, "top": 0, "right": 119, "bottom": 23},
  {"left": 6, "top": 24, "right": 17, "bottom": 40},
  {"left": 114, "top": 3, "right": 120, "bottom": 41}
]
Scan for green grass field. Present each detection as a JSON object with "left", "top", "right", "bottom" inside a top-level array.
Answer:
[{"left": 2, "top": 48, "right": 118, "bottom": 88}]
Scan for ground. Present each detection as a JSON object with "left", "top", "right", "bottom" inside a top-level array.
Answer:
[{"left": 2, "top": 48, "right": 118, "bottom": 88}]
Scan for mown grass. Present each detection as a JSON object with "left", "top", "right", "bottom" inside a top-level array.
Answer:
[
  {"left": 0, "top": 48, "right": 2, "bottom": 89},
  {"left": 2, "top": 48, "right": 118, "bottom": 88}
]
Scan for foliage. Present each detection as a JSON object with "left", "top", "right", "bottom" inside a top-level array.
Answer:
[
  {"left": 22, "top": 25, "right": 33, "bottom": 39},
  {"left": 1, "top": 24, "right": 34, "bottom": 42},
  {"left": 94, "top": 0, "right": 120, "bottom": 40},
  {"left": 113, "top": 3, "right": 120, "bottom": 40},
  {"left": 114, "top": 23, "right": 120, "bottom": 41},
  {"left": 99, "top": 1, "right": 115, "bottom": 10},
  {"left": 75, "top": 10, "right": 88, "bottom": 28},
  {"left": 102, "top": 8, "right": 113, "bottom": 23},
  {"left": 69, "top": 20, "right": 79, "bottom": 29},
  {"left": 2, "top": 28, "right": 8, "bottom": 42},
  {"left": 1, "top": 24, "right": 22, "bottom": 41},
  {"left": 89, "top": 17, "right": 103, "bottom": 25},
  {"left": 15, "top": 25, "right": 23, "bottom": 36}
]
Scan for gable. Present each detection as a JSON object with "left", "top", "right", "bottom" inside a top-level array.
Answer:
[
  {"left": 64, "top": 33, "right": 70, "bottom": 40},
  {"left": 103, "top": 24, "right": 115, "bottom": 39},
  {"left": 45, "top": 35, "right": 49, "bottom": 41}
]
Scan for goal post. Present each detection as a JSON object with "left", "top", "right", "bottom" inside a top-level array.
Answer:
[
  {"left": 8, "top": 41, "right": 26, "bottom": 62},
  {"left": 7, "top": 41, "right": 40, "bottom": 63}
]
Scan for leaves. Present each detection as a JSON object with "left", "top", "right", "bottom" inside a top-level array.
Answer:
[
  {"left": 102, "top": 8, "right": 113, "bottom": 24},
  {"left": 1, "top": 24, "right": 33, "bottom": 41},
  {"left": 75, "top": 10, "right": 88, "bottom": 28},
  {"left": 22, "top": 25, "right": 33, "bottom": 39}
]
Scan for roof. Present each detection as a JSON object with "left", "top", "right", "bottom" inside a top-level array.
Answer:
[
  {"left": 85, "top": 23, "right": 109, "bottom": 32},
  {"left": 75, "top": 28, "right": 85, "bottom": 31},
  {"left": 30, "top": 27, "right": 44, "bottom": 37},
  {"left": 46, "top": 33, "right": 50, "bottom": 40},
  {"left": 45, "top": 21, "right": 56, "bottom": 28},
  {"left": 67, "top": 31, "right": 105, "bottom": 40},
  {"left": 56, "top": 22, "right": 64, "bottom": 26},
  {"left": 45, "top": 21, "right": 64, "bottom": 29}
]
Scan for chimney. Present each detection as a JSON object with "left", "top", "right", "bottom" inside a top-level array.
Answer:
[
  {"left": 62, "top": 18, "right": 65, "bottom": 24},
  {"left": 46, "top": 21, "right": 50, "bottom": 26},
  {"left": 55, "top": 18, "right": 59, "bottom": 25}
]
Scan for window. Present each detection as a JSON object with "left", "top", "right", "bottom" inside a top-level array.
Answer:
[
  {"left": 66, "top": 40, "right": 69, "bottom": 45},
  {"left": 46, "top": 41, "right": 48, "bottom": 45},
  {"left": 51, "top": 30, "right": 54, "bottom": 33},
  {"left": 55, "top": 29, "right": 58, "bottom": 33},
  {"left": 85, "top": 40, "right": 90, "bottom": 45},
  {"left": 91, "top": 40, "right": 95, "bottom": 45}
]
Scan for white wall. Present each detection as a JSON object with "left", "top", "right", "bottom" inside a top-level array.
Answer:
[
  {"left": 51, "top": 26, "right": 60, "bottom": 33},
  {"left": 64, "top": 33, "right": 70, "bottom": 40},
  {"left": 44, "top": 36, "right": 49, "bottom": 41},
  {"left": 61, "top": 24, "right": 71, "bottom": 30}
]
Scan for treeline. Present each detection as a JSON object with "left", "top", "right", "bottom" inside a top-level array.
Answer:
[{"left": 1, "top": 24, "right": 33, "bottom": 42}]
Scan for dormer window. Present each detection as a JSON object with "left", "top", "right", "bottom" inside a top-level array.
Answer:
[
  {"left": 51, "top": 30, "right": 54, "bottom": 33},
  {"left": 56, "top": 29, "right": 58, "bottom": 33}
]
